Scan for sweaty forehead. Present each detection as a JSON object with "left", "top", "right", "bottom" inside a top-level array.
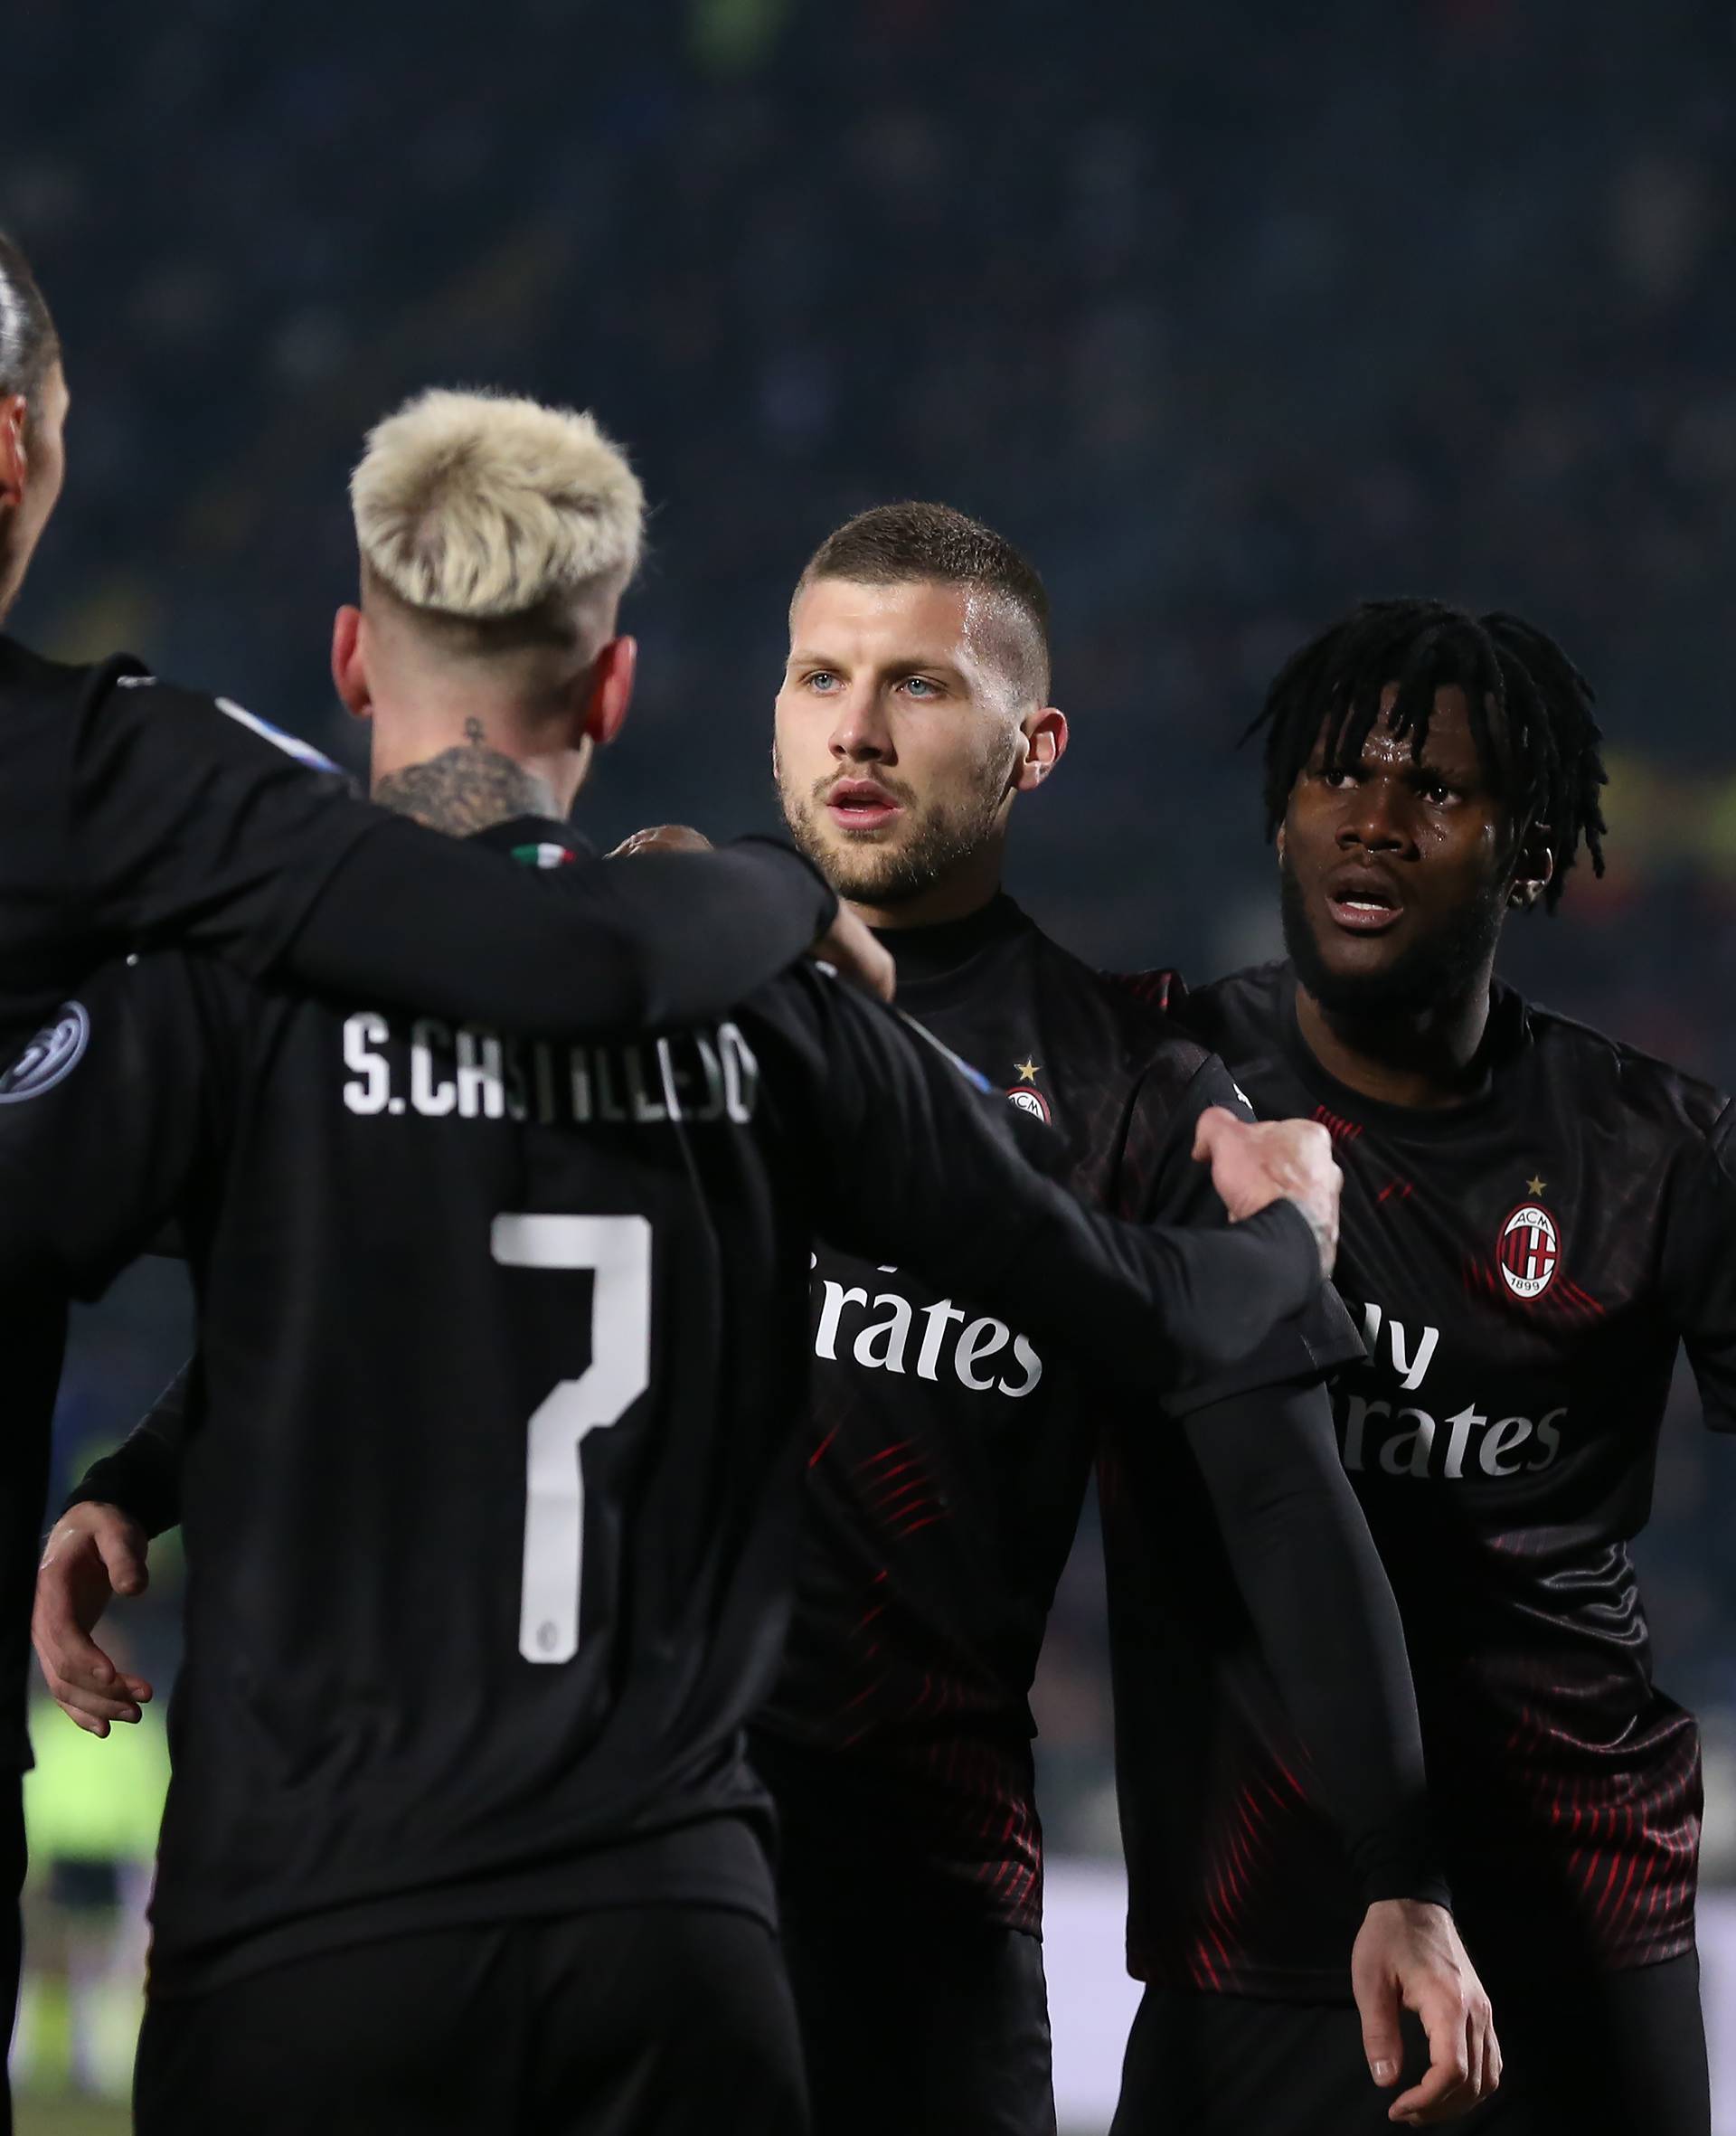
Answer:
[{"left": 1322, "top": 684, "right": 1495, "bottom": 776}]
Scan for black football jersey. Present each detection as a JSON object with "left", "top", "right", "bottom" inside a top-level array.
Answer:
[
  {"left": 755, "top": 898, "right": 1363, "bottom": 1936},
  {"left": 1121, "top": 959, "right": 1736, "bottom": 1993},
  {"left": 0, "top": 834, "right": 1323, "bottom": 1994},
  {"left": 0, "top": 629, "right": 839, "bottom": 1768}
]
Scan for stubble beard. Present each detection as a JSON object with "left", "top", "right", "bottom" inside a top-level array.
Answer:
[
  {"left": 1278, "top": 849, "right": 1506, "bottom": 1023},
  {"left": 775, "top": 751, "right": 1014, "bottom": 908}
]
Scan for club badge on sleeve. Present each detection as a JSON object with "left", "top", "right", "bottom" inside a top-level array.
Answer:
[{"left": 0, "top": 1001, "right": 90, "bottom": 1103}]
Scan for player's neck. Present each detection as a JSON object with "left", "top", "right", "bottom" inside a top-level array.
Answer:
[
  {"left": 844, "top": 846, "right": 1004, "bottom": 932},
  {"left": 371, "top": 727, "right": 571, "bottom": 837},
  {"left": 1293, "top": 977, "right": 1495, "bottom": 1111}
]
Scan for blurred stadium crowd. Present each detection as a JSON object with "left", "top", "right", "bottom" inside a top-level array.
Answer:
[{"left": 8, "top": 0, "right": 1736, "bottom": 2090}]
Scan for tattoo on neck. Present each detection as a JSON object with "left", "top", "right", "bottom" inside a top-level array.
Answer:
[{"left": 373, "top": 744, "right": 558, "bottom": 836}]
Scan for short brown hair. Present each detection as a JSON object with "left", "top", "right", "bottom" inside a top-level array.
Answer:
[{"left": 796, "top": 501, "right": 1052, "bottom": 705}]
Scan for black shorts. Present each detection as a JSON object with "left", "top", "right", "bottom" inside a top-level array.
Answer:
[
  {"left": 778, "top": 1877, "right": 1055, "bottom": 2136},
  {"left": 1112, "top": 1949, "right": 1709, "bottom": 2136},
  {"left": 134, "top": 1904, "right": 807, "bottom": 2136}
]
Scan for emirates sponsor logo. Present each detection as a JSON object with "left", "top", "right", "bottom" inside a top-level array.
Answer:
[
  {"left": 1498, "top": 1201, "right": 1560, "bottom": 1302},
  {"left": 1341, "top": 1300, "right": 1566, "bottom": 1479},
  {"left": 811, "top": 1266, "right": 1043, "bottom": 1399}
]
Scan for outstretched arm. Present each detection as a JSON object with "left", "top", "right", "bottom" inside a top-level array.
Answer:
[
  {"left": 72, "top": 677, "right": 887, "bottom": 1034},
  {"left": 1191, "top": 1381, "right": 1497, "bottom": 2123},
  {"left": 769, "top": 973, "right": 1336, "bottom": 1394}
]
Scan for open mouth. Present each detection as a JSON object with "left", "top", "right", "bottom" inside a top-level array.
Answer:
[
  {"left": 1324, "top": 875, "right": 1403, "bottom": 935},
  {"left": 825, "top": 780, "right": 903, "bottom": 833}
]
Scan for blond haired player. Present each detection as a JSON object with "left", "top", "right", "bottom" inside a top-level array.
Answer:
[
  {"left": 17, "top": 405, "right": 1344, "bottom": 2135},
  {"left": 0, "top": 238, "right": 885, "bottom": 2135}
]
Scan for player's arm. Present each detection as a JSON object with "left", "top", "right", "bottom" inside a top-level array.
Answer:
[
  {"left": 1139, "top": 1060, "right": 1495, "bottom": 2120},
  {"left": 70, "top": 1362, "right": 189, "bottom": 1539},
  {"left": 0, "top": 963, "right": 225, "bottom": 1300},
  {"left": 1182, "top": 1378, "right": 1495, "bottom": 2118},
  {"left": 761, "top": 971, "right": 1333, "bottom": 1391},
  {"left": 1663, "top": 1095, "right": 1736, "bottom": 1431},
  {"left": 71, "top": 677, "right": 888, "bottom": 1032}
]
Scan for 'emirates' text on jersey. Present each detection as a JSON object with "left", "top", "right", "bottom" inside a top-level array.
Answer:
[
  {"left": 756, "top": 898, "right": 1338, "bottom": 1936},
  {"left": 1118, "top": 960, "right": 1736, "bottom": 1993}
]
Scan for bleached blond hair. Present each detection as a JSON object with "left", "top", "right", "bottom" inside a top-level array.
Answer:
[{"left": 351, "top": 388, "right": 645, "bottom": 623}]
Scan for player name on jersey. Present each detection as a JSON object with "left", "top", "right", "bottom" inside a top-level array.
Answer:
[{"left": 341, "top": 1013, "right": 760, "bottom": 1128}]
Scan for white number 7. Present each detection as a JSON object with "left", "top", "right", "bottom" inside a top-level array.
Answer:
[{"left": 492, "top": 1214, "right": 652, "bottom": 1665}]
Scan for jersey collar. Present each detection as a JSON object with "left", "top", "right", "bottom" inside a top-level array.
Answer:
[
  {"left": 871, "top": 893, "right": 1030, "bottom": 993},
  {"left": 471, "top": 815, "right": 596, "bottom": 866}
]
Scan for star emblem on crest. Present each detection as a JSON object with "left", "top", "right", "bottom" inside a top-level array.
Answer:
[
  {"left": 1526, "top": 1175, "right": 1547, "bottom": 1197},
  {"left": 1014, "top": 1059, "right": 1041, "bottom": 1082}
]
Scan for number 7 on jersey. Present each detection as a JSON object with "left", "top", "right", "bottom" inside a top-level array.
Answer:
[{"left": 492, "top": 1214, "right": 652, "bottom": 1664}]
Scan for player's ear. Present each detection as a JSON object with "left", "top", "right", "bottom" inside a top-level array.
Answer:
[
  {"left": 0, "top": 396, "right": 27, "bottom": 510},
  {"left": 331, "top": 606, "right": 372, "bottom": 723},
  {"left": 584, "top": 634, "right": 637, "bottom": 750},
  {"left": 1508, "top": 821, "right": 1553, "bottom": 912},
  {"left": 1276, "top": 821, "right": 1288, "bottom": 864},
  {"left": 1012, "top": 706, "right": 1069, "bottom": 795}
]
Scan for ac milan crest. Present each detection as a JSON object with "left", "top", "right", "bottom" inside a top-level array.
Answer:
[
  {"left": 1007, "top": 1056, "right": 1052, "bottom": 1124},
  {"left": 1498, "top": 1200, "right": 1560, "bottom": 1301}
]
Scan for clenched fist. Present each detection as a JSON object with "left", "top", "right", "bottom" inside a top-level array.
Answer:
[{"left": 1192, "top": 1108, "right": 1342, "bottom": 1277}]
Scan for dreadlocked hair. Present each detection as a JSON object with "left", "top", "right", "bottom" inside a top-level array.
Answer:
[{"left": 1246, "top": 598, "right": 1609, "bottom": 912}]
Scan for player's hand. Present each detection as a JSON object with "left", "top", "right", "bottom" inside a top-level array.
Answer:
[
  {"left": 33, "top": 1503, "right": 154, "bottom": 1737},
  {"left": 609, "top": 827, "right": 893, "bottom": 1003},
  {"left": 811, "top": 902, "right": 895, "bottom": 1006},
  {"left": 609, "top": 824, "right": 714, "bottom": 858},
  {"left": 1352, "top": 1899, "right": 1499, "bottom": 2123},
  {"left": 1191, "top": 1109, "right": 1341, "bottom": 1277}
]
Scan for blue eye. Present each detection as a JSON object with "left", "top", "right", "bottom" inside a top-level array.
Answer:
[
  {"left": 806, "top": 672, "right": 839, "bottom": 694},
  {"left": 901, "top": 676, "right": 939, "bottom": 699}
]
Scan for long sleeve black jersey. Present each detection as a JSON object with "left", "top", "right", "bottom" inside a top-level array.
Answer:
[
  {"left": 0, "top": 637, "right": 836, "bottom": 1767},
  {"left": 752, "top": 898, "right": 1405, "bottom": 1941},
  {"left": 0, "top": 637, "right": 836, "bottom": 1057},
  {"left": 1134, "top": 959, "right": 1736, "bottom": 1994},
  {"left": 0, "top": 827, "right": 1322, "bottom": 1997}
]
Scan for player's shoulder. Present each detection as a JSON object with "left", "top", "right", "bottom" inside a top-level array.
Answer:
[
  {"left": 0, "top": 632, "right": 146, "bottom": 704},
  {"left": 1522, "top": 995, "right": 1731, "bottom": 1155},
  {"left": 0, "top": 638, "right": 149, "bottom": 770},
  {"left": 1108, "top": 959, "right": 1288, "bottom": 1078},
  {"left": 1016, "top": 927, "right": 1216, "bottom": 1086},
  {"left": 78, "top": 665, "right": 346, "bottom": 777}
]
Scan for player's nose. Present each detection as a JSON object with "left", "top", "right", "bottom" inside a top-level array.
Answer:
[
  {"left": 828, "top": 686, "right": 893, "bottom": 761},
  {"left": 1338, "top": 774, "right": 1414, "bottom": 855}
]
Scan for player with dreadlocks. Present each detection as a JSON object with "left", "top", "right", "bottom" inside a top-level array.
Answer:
[{"left": 1107, "top": 599, "right": 1731, "bottom": 2134}]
